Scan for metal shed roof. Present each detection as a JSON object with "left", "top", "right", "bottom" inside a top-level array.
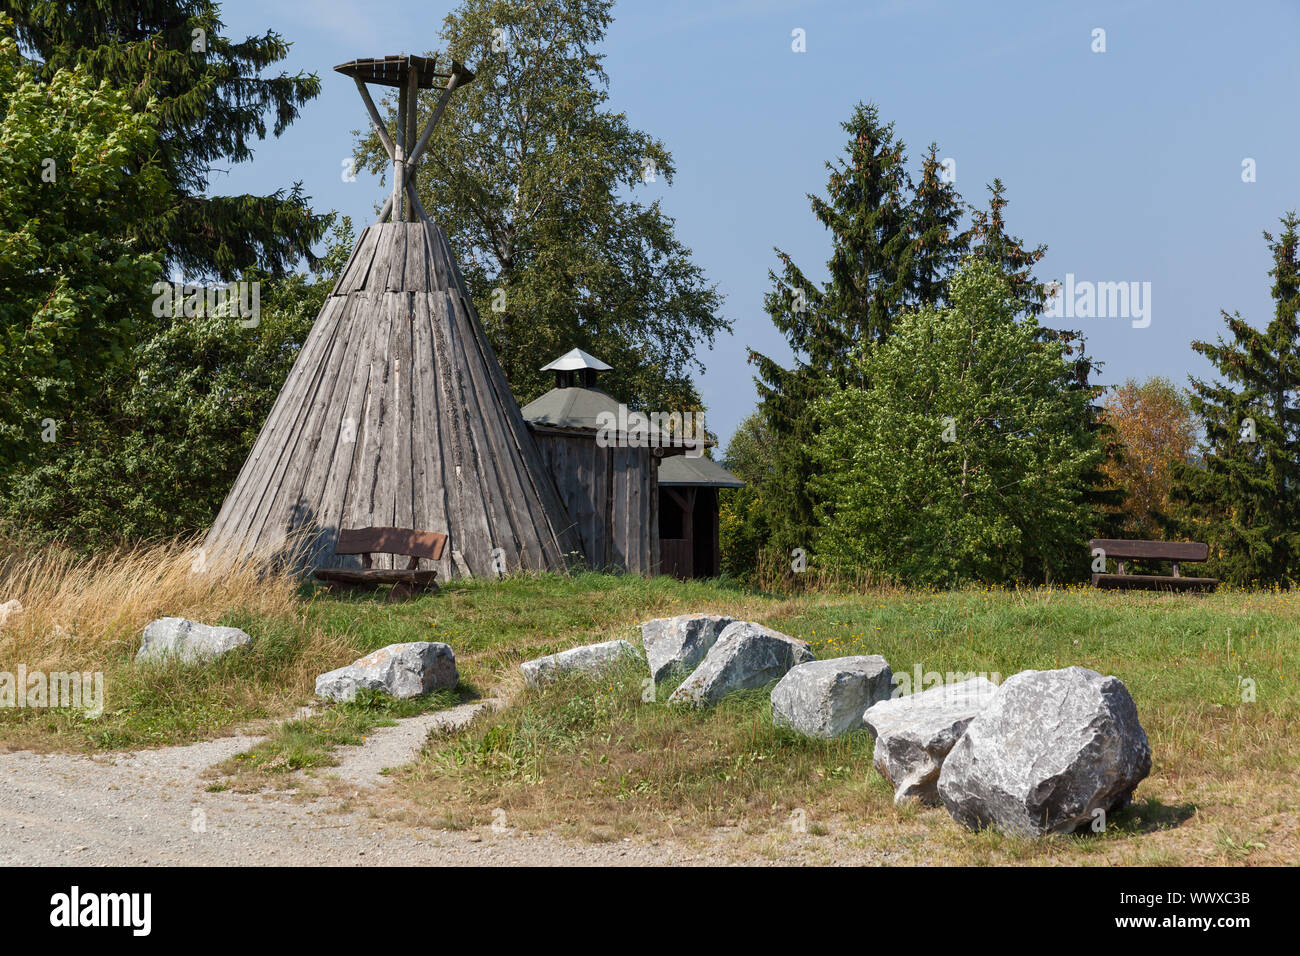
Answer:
[
  {"left": 539, "top": 348, "right": 612, "bottom": 372},
  {"left": 657, "top": 455, "right": 744, "bottom": 488}
]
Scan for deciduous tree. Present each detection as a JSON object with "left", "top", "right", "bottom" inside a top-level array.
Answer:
[
  {"left": 0, "top": 29, "right": 168, "bottom": 467},
  {"left": 355, "top": 0, "right": 727, "bottom": 413},
  {"left": 1099, "top": 377, "right": 1197, "bottom": 536},
  {"left": 810, "top": 261, "right": 1104, "bottom": 586}
]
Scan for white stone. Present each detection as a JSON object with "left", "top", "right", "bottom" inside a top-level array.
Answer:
[
  {"left": 520, "top": 639, "right": 640, "bottom": 688},
  {"left": 641, "top": 613, "right": 736, "bottom": 682},
  {"left": 667, "top": 621, "right": 814, "bottom": 707},
  {"left": 771, "top": 656, "right": 893, "bottom": 739},
  {"left": 0, "top": 599, "right": 23, "bottom": 628},
  {"left": 863, "top": 677, "right": 999, "bottom": 805},
  {"left": 938, "top": 667, "right": 1152, "bottom": 836},
  {"left": 136, "top": 617, "right": 252, "bottom": 663},
  {"left": 315, "top": 642, "right": 459, "bottom": 701}
]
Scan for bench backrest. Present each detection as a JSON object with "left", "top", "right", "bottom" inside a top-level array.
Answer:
[
  {"left": 1089, "top": 539, "right": 1208, "bottom": 562},
  {"left": 335, "top": 527, "right": 448, "bottom": 561}
]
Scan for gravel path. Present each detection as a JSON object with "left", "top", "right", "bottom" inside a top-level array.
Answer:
[
  {"left": 327, "top": 698, "right": 500, "bottom": 786},
  {"left": 0, "top": 706, "right": 801, "bottom": 866}
]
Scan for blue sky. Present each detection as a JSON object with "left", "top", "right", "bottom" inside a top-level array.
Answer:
[{"left": 216, "top": 0, "right": 1300, "bottom": 449}]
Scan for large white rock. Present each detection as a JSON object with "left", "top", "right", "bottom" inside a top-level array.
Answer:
[
  {"left": 520, "top": 639, "right": 640, "bottom": 688},
  {"left": 938, "top": 667, "right": 1152, "bottom": 836},
  {"left": 667, "top": 621, "right": 814, "bottom": 707},
  {"left": 863, "top": 677, "right": 999, "bottom": 805},
  {"left": 315, "top": 642, "right": 459, "bottom": 701},
  {"left": 136, "top": 617, "right": 252, "bottom": 663},
  {"left": 771, "top": 656, "right": 892, "bottom": 739},
  {"left": 641, "top": 613, "right": 736, "bottom": 682},
  {"left": 0, "top": 599, "right": 22, "bottom": 628}
]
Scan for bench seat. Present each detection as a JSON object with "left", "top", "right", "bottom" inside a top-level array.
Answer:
[
  {"left": 1092, "top": 572, "right": 1218, "bottom": 592},
  {"left": 313, "top": 527, "right": 448, "bottom": 599},
  {"left": 314, "top": 568, "right": 440, "bottom": 588}
]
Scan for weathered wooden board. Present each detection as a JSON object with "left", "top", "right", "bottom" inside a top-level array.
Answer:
[
  {"left": 205, "top": 220, "right": 578, "bottom": 578},
  {"left": 532, "top": 433, "right": 656, "bottom": 574},
  {"left": 1088, "top": 539, "right": 1209, "bottom": 562}
]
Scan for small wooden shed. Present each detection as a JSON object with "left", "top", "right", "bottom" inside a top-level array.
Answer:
[
  {"left": 521, "top": 349, "right": 743, "bottom": 578},
  {"left": 657, "top": 454, "right": 744, "bottom": 579}
]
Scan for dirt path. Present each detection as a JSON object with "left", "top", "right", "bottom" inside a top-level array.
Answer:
[
  {"left": 326, "top": 699, "right": 499, "bottom": 786},
  {"left": 0, "top": 707, "right": 786, "bottom": 866}
]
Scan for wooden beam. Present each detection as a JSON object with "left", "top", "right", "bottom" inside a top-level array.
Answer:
[
  {"left": 393, "top": 79, "right": 408, "bottom": 221},
  {"left": 1088, "top": 538, "right": 1209, "bottom": 562},
  {"left": 354, "top": 77, "right": 395, "bottom": 160},
  {"left": 404, "top": 67, "right": 419, "bottom": 222},
  {"left": 375, "top": 71, "right": 463, "bottom": 223}
]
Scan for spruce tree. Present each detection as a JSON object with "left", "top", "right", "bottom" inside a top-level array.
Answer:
[
  {"left": 3, "top": 0, "right": 325, "bottom": 278},
  {"left": 969, "top": 178, "right": 1047, "bottom": 315},
  {"left": 1178, "top": 212, "right": 1300, "bottom": 585},
  {"left": 968, "top": 177, "right": 1118, "bottom": 550},
  {"left": 907, "top": 143, "right": 970, "bottom": 308},
  {"left": 746, "top": 103, "right": 915, "bottom": 560}
]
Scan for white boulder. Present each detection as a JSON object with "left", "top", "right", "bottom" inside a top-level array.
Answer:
[
  {"left": 137, "top": 617, "right": 252, "bottom": 663},
  {"left": 667, "top": 621, "right": 814, "bottom": 707},
  {"left": 938, "top": 667, "right": 1152, "bottom": 836},
  {"left": 771, "top": 656, "right": 892, "bottom": 739},
  {"left": 315, "top": 642, "right": 459, "bottom": 701},
  {"left": 520, "top": 639, "right": 640, "bottom": 689},
  {"left": 641, "top": 613, "right": 736, "bottom": 682},
  {"left": 863, "top": 676, "right": 999, "bottom": 805}
]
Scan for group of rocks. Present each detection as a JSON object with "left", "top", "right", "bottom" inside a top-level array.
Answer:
[
  {"left": 520, "top": 613, "right": 1153, "bottom": 838},
  {"left": 135, "top": 612, "right": 1152, "bottom": 838},
  {"left": 136, "top": 616, "right": 461, "bottom": 703}
]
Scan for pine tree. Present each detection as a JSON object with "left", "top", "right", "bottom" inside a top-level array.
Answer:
[
  {"left": 3, "top": 0, "right": 325, "bottom": 278},
  {"left": 969, "top": 178, "right": 1047, "bottom": 315},
  {"left": 746, "top": 103, "right": 916, "bottom": 559},
  {"left": 1177, "top": 212, "right": 1300, "bottom": 585},
  {"left": 907, "top": 143, "right": 970, "bottom": 308}
]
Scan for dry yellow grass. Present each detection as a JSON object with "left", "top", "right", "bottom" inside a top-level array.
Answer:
[
  {"left": 0, "top": 532, "right": 299, "bottom": 670},
  {"left": 0, "top": 529, "right": 353, "bottom": 751}
]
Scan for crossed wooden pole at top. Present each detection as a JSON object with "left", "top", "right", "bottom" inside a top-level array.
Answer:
[{"left": 338, "top": 55, "right": 474, "bottom": 224}]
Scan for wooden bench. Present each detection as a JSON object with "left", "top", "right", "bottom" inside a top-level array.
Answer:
[
  {"left": 314, "top": 527, "right": 448, "bottom": 599},
  {"left": 1089, "top": 538, "right": 1218, "bottom": 592}
]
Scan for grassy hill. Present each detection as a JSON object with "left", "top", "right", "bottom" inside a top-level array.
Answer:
[{"left": 1, "top": 536, "right": 1295, "bottom": 863}]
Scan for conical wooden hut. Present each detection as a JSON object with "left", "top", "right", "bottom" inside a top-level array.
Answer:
[{"left": 205, "top": 54, "right": 582, "bottom": 578}]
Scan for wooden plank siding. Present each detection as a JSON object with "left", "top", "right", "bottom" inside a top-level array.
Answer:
[
  {"left": 205, "top": 220, "right": 582, "bottom": 578},
  {"left": 531, "top": 433, "right": 659, "bottom": 574}
]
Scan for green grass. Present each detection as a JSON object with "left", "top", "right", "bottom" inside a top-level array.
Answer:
[
  {"left": 4, "top": 567, "right": 1297, "bottom": 863},
  {"left": 390, "top": 582, "right": 1299, "bottom": 863},
  {"left": 0, "top": 571, "right": 762, "bottom": 751},
  {"left": 213, "top": 686, "right": 467, "bottom": 781}
]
